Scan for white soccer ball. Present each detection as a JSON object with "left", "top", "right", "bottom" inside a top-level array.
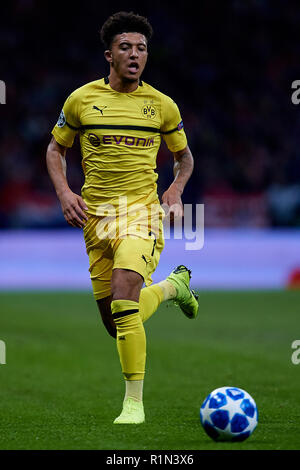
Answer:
[{"left": 200, "top": 386, "right": 258, "bottom": 442}]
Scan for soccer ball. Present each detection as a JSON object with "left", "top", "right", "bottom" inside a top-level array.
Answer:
[{"left": 200, "top": 386, "right": 258, "bottom": 442}]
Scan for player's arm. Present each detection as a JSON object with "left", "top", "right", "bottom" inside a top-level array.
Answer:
[
  {"left": 161, "top": 145, "right": 194, "bottom": 217},
  {"left": 46, "top": 136, "right": 88, "bottom": 228},
  {"left": 160, "top": 95, "right": 193, "bottom": 217}
]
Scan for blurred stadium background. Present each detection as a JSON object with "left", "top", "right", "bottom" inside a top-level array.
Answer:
[{"left": 1, "top": 0, "right": 300, "bottom": 291}]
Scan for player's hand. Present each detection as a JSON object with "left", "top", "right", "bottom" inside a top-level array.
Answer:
[
  {"left": 58, "top": 189, "right": 89, "bottom": 228},
  {"left": 161, "top": 184, "right": 183, "bottom": 219}
]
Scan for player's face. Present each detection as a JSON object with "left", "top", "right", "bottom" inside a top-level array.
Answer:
[{"left": 106, "top": 32, "right": 148, "bottom": 82}]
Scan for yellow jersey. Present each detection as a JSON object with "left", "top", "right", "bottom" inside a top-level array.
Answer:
[{"left": 52, "top": 77, "right": 187, "bottom": 215}]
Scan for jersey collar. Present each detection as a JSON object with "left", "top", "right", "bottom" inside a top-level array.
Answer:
[{"left": 104, "top": 76, "right": 143, "bottom": 87}]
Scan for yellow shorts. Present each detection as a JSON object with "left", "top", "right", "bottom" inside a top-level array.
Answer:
[{"left": 83, "top": 211, "right": 165, "bottom": 300}]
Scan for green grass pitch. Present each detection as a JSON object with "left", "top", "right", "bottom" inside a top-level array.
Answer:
[{"left": 0, "top": 290, "right": 300, "bottom": 450}]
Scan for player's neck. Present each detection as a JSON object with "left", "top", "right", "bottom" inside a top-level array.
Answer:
[{"left": 107, "top": 72, "right": 139, "bottom": 93}]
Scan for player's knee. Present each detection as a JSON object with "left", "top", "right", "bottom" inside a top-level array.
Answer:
[{"left": 111, "top": 268, "right": 143, "bottom": 302}]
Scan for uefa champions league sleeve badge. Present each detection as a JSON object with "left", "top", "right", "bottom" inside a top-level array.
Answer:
[{"left": 57, "top": 110, "right": 66, "bottom": 128}]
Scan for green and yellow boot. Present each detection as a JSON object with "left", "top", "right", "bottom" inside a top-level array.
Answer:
[{"left": 166, "top": 265, "right": 199, "bottom": 319}]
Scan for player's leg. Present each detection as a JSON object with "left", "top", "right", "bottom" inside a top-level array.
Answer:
[
  {"left": 138, "top": 284, "right": 165, "bottom": 322},
  {"left": 95, "top": 280, "right": 174, "bottom": 333},
  {"left": 137, "top": 225, "right": 198, "bottom": 322},
  {"left": 92, "top": 260, "right": 199, "bottom": 333},
  {"left": 110, "top": 267, "right": 146, "bottom": 424},
  {"left": 87, "top": 243, "right": 117, "bottom": 337},
  {"left": 110, "top": 231, "right": 171, "bottom": 418},
  {"left": 110, "top": 234, "right": 175, "bottom": 423},
  {"left": 95, "top": 281, "right": 171, "bottom": 336},
  {"left": 84, "top": 213, "right": 126, "bottom": 337},
  {"left": 111, "top": 267, "right": 143, "bottom": 302},
  {"left": 96, "top": 295, "right": 116, "bottom": 338},
  {"left": 110, "top": 233, "right": 199, "bottom": 423},
  {"left": 138, "top": 268, "right": 199, "bottom": 322},
  {"left": 110, "top": 266, "right": 198, "bottom": 425},
  {"left": 136, "top": 225, "right": 166, "bottom": 323}
]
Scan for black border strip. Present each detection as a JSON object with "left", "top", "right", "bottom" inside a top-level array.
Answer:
[
  {"left": 66, "top": 121, "right": 81, "bottom": 131},
  {"left": 79, "top": 124, "right": 178, "bottom": 135},
  {"left": 113, "top": 308, "right": 139, "bottom": 320}
]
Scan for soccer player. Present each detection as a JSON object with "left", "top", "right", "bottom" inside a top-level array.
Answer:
[{"left": 46, "top": 11, "right": 198, "bottom": 424}]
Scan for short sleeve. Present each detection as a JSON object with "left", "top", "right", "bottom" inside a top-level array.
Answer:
[
  {"left": 51, "top": 92, "right": 81, "bottom": 148},
  {"left": 160, "top": 96, "right": 187, "bottom": 152}
]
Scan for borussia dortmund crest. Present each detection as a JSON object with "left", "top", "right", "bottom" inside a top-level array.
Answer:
[{"left": 141, "top": 103, "right": 156, "bottom": 119}]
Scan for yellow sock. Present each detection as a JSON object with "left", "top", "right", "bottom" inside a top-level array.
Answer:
[
  {"left": 157, "top": 280, "right": 177, "bottom": 301},
  {"left": 139, "top": 284, "right": 164, "bottom": 323},
  {"left": 111, "top": 299, "right": 146, "bottom": 381}
]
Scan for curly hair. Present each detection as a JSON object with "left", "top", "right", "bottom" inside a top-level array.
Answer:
[{"left": 100, "top": 11, "right": 153, "bottom": 49}]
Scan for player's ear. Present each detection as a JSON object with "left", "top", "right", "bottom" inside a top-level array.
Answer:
[{"left": 104, "top": 49, "right": 113, "bottom": 64}]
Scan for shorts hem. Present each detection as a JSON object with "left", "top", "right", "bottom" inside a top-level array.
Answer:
[{"left": 93, "top": 290, "right": 112, "bottom": 301}]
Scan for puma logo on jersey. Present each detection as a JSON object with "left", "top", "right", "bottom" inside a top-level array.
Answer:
[{"left": 93, "top": 105, "right": 107, "bottom": 115}]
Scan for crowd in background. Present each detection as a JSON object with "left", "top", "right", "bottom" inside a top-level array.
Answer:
[{"left": 1, "top": 0, "right": 300, "bottom": 228}]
